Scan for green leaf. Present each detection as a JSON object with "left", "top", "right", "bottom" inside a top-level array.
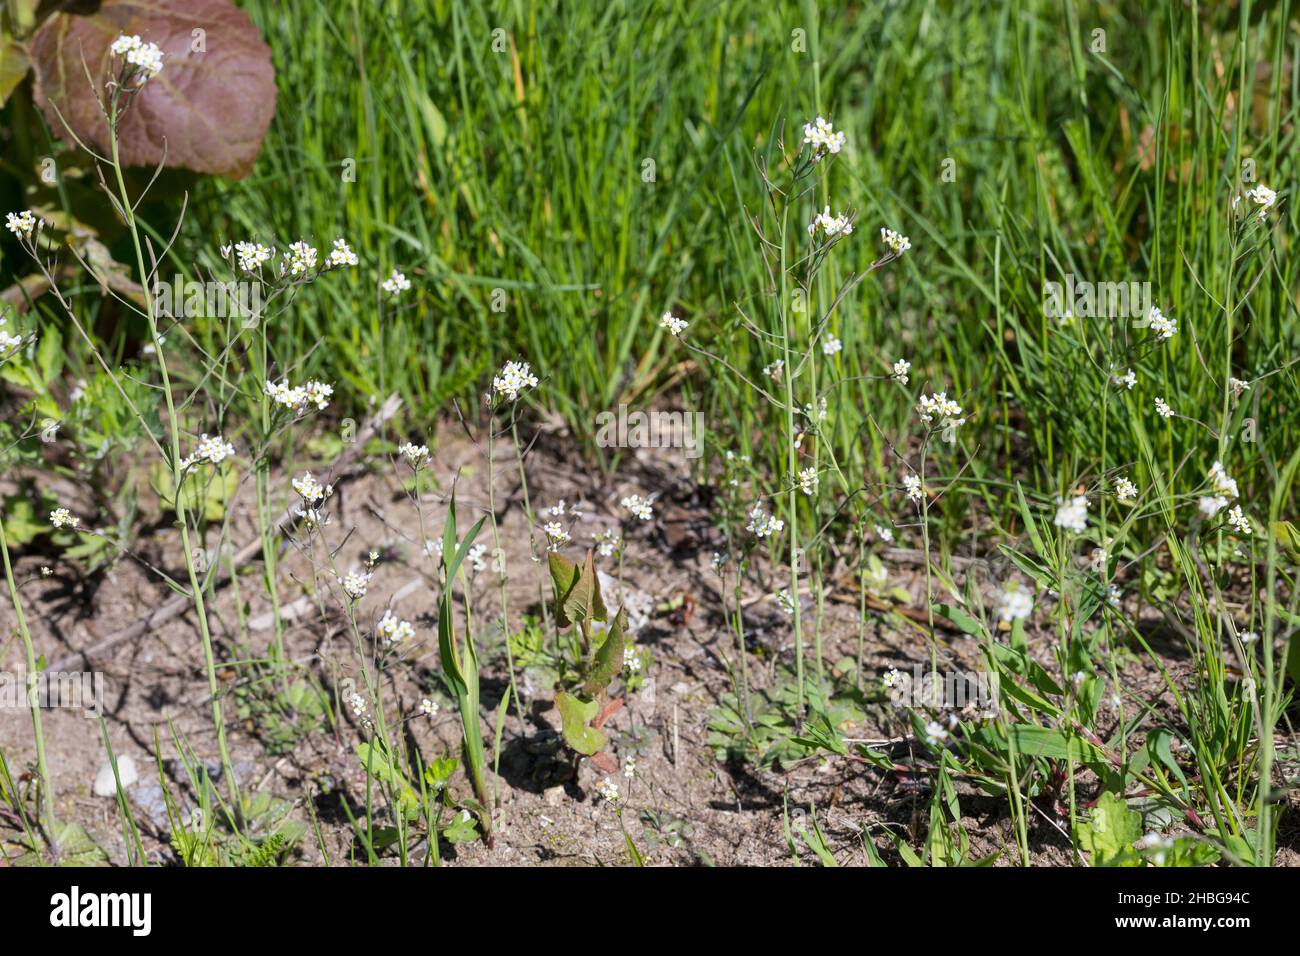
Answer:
[
  {"left": 555, "top": 690, "right": 606, "bottom": 755},
  {"left": 932, "top": 602, "right": 985, "bottom": 637},
  {"left": 0, "top": 38, "right": 29, "bottom": 108},
  {"left": 551, "top": 550, "right": 607, "bottom": 628},
  {"left": 581, "top": 606, "right": 627, "bottom": 696},
  {"left": 1074, "top": 791, "right": 1142, "bottom": 866}
]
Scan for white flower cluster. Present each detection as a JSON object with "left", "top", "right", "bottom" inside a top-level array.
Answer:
[
  {"left": 916, "top": 391, "right": 964, "bottom": 429},
  {"left": 110, "top": 34, "right": 164, "bottom": 80},
  {"left": 326, "top": 239, "right": 358, "bottom": 269},
  {"left": 0, "top": 315, "right": 27, "bottom": 356},
  {"left": 880, "top": 227, "right": 911, "bottom": 255},
  {"left": 591, "top": 528, "right": 621, "bottom": 557},
  {"left": 1227, "top": 504, "right": 1252, "bottom": 535},
  {"left": 763, "top": 359, "right": 784, "bottom": 381},
  {"left": 597, "top": 778, "right": 621, "bottom": 804},
  {"left": 1240, "top": 183, "right": 1277, "bottom": 220},
  {"left": 746, "top": 503, "right": 784, "bottom": 538},
  {"left": 292, "top": 470, "right": 330, "bottom": 505},
  {"left": 808, "top": 205, "right": 853, "bottom": 240},
  {"left": 620, "top": 494, "right": 653, "bottom": 521},
  {"left": 382, "top": 269, "right": 411, "bottom": 296},
  {"left": 490, "top": 360, "right": 539, "bottom": 403},
  {"left": 891, "top": 358, "right": 911, "bottom": 384},
  {"left": 903, "top": 474, "right": 923, "bottom": 503},
  {"left": 229, "top": 241, "right": 273, "bottom": 273},
  {"left": 1053, "top": 494, "right": 1089, "bottom": 533},
  {"left": 1148, "top": 306, "right": 1177, "bottom": 340},
  {"left": 623, "top": 646, "right": 641, "bottom": 673},
  {"left": 821, "top": 335, "right": 842, "bottom": 356},
  {"left": 420, "top": 698, "right": 439, "bottom": 717},
  {"left": 1113, "top": 476, "right": 1137, "bottom": 502},
  {"left": 377, "top": 609, "right": 415, "bottom": 647},
  {"left": 398, "top": 441, "right": 429, "bottom": 467},
  {"left": 50, "top": 508, "right": 79, "bottom": 530},
  {"left": 543, "top": 522, "right": 571, "bottom": 551},
  {"left": 659, "top": 311, "right": 687, "bottom": 336},
  {"left": 180, "top": 433, "right": 235, "bottom": 469},
  {"left": 339, "top": 570, "right": 370, "bottom": 602},
  {"left": 802, "top": 116, "right": 846, "bottom": 157},
  {"left": 1208, "top": 460, "right": 1239, "bottom": 499},
  {"left": 282, "top": 241, "right": 319, "bottom": 276},
  {"left": 266, "top": 378, "right": 333, "bottom": 415},
  {"left": 1115, "top": 367, "right": 1137, "bottom": 390},
  {"left": 5, "top": 210, "right": 36, "bottom": 241},
  {"left": 1154, "top": 397, "right": 1173, "bottom": 419},
  {"left": 997, "top": 584, "right": 1034, "bottom": 622},
  {"left": 797, "top": 467, "right": 818, "bottom": 497}
]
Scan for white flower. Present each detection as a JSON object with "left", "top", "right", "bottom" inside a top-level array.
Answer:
[
  {"left": 659, "top": 311, "right": 688, "bottom": 336},
  {"left": 880, "top": 227, "right": 911, "bottom": 256},
  {"left": 1154, "top": 397, "right": 1173, "bottom": 419},
  {"left": 49, "top": 508, "right": 79, "bottom": 530},
  {"left": 5, "top": 210, "right": 37, "bottom": 241},
  {"left": 325, "top": 238, "right": 358, "bottom": 268},
  {"left": 591, "top": 528, "right": 621, "bottom": 557},
  {"left": 1148, "top": 306, "right": 1177, "bottom": 340},
  {"left": 1239, "top": 631, "right": 1259, "bottom": 645},
  {"left": 420, "top": 698, "right": 439, "bottom": 717},
  {"left": 917, "top": 391, "right": 964, "bottom": 429},
  {"left": 293, "top": 506, "right": 328, "bottom": 531},
  {"left": 882, "top": 667, "right": 900, "bottom": 688},
  {"left": 1199, "top": 495, "right": 1228, "bottom": 518},
  {"left": 903, "top": 474, "right": 923, "bottom": 503},
  {"left": 1053, "top": 495, "right": 1089, "bottom": 533},
  {"left": 181, "top": 433, "right": 235, "bottom": 468},
  {"left": 347, "top": 692, "right": 367, "bottom": 719},
  {"left": 398, "top": 441, "right": 429, "bottom": 467},
  {"left": 232, "top": 241, "right": 273, "bottom": 273},
  {"left": 0, "top": 325, "right": 26, "bottom": 355},
  {"left": 1115, "top": 367, "right": 1137, "bottom": 390},
  {"left": 111, "top": 34, "right": 164, "bottom": 79},
  {"left": 339, "top": 570, "right": 370, "bottom": 601},
  {"left": 821, "top": 334, "right": 842, "bottom": 356},
  {"left": 808, "top": 206, "right": 853, "bottom": 240},
  {"left": 1245, "top": 183, "right": 1277, "bottom": 219},
  {"left": 282, "top": 241, "right": 318, "bottom": 276},
  {"left": 746, "top": 504, "right": 784, "bottom": 538},
  {"left": 377, "top": 609, "right": 415, "bottom": 647},
  {"left": 776, "top": 588, "right": 796, "bottom": 616},
  {"left": 802, "top": 116, "right": 846, "bottom": 158},
  {"left": 623, "top": 758, "right": 637, "bottom": 779},
  {"left": 543, "top": 522, "right": 571, "bottom": 551},
  {"left": 875, "top": 524, "right": 894, "bottom": 543},
  {"left": 803, "top": 396, "right": 829, "bottom": 422},
  {"left": 467, "top": 543, "right": 488, "bottom": 572},
  {"left": 763, "top": 359, "right": 784, "bottom": 381},
  {"left": 597, "top": 777, "right": 621, "bottom": 804},
  {"left": 623, "top": 646, "right": 641, "bottom": 673},
  {"left": 1114, "top": 476, "right": 1137, "bottom": 501},
  {"left": 1229, "top": 377, "right": 1250, "bottom": 399},
  {"left": 620, "top": 494, "right": 654, "bottom": 521},
  {"left": 1107, "top": 584, "right": 1121, "bottom": 608},
  {"left": 1227, "top": 505, "right": 1252, "bottom": 535},
  {"left": 796, "top": 467, "right": 818, "bottom": 497},
  {"left": 923, "top": 720, "right": 948, "bottom": 747},
  {"left": 292, "top": 471, "right": 328, "bottom": 504},
  {"left": 490, "top": 360, "right": 539, "bottom": 403},
  {"left": 1208, "top": 460, "right": 1239, "bottom": 499},
  {"left": 891, "top": 358, "right": 911, "bottom": 384},
  {"left": 998, "top": 585, "right": 1034, "bottom": 622},
  {"left": 302, "top": 380, "right": 333, "bottom": 411},
  {"left": 382, "top": 269, "right": 411, "bottom": 296}
]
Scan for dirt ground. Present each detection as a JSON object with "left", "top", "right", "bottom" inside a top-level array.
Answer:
[{"left": 2, "top": 426, "right": 1297, "bottom": 866}]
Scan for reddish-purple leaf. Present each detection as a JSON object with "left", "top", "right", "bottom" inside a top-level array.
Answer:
[{"left": 30, "top": 0, "right": 276, "bottom": 179}]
